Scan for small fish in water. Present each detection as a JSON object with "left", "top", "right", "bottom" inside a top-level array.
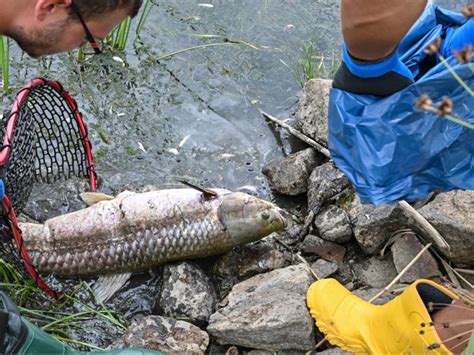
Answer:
[{"left": 20, "top": 187, "right": 287, "bottom": 300}]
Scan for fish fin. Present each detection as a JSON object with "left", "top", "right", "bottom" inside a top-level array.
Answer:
[
  {"left": 178, "top": 180, "right": 218, "bottom": 199},
  {"left": 80, "top": 192, "right": 115, "bottom": 206},
  {"left": 93, "top": 272, "right": 132, "bottom": 303}
]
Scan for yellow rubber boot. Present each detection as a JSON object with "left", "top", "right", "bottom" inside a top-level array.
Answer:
[{"left": 307, "top": 278, "right": 459, "bottom": 354}]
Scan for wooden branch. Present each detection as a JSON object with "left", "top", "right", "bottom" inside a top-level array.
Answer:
[
  {"left": 259, "top": 110, "right": 331, "bottom": 158},
  {"left": 368, "top": 243, "right": 432, "bottom": 303},
  {"left": 398, "top": 200, "right": 450, "bottom": 251}
]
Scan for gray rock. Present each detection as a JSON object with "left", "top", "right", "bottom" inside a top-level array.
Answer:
[
  {"left": 301, "top": 234, "right": 346, "bottom": 262},
  {"left": 295, "top": 79, "right": 332, "bottom": 146},
  {"left": 311, "top": 259, "right": 338, "bottom": 279},
  {"left": 314, "top": 205, "right": 353, "bottom": 244},
  {"left": 308, "top": 162, "right": 350, "bottom": 215},
  {"left": 262, "top": 148, "right": 322, "bottom": 195},
  {"left": 316, "top": 349, "right": 352, "bottom": 355},
  {"left": 351, "top": 203, "right": 407, "bottom": 255},
  {"left": 156, "top": 262, "right": 217, "bottom": 324},
  {"left": 207, "top": 264, "right": 315, "bottom": 351},
  {"left": 212, "top": 239, "right": 291, "bottom": 279},
  {"left": 419, "top": 190, "right": 474, "bottom": 265},
  {"left": 354, "top": 256, "right": 398, "bottom": 289},
  {"left": 353, "top": 287, "right": 396, "bottom": 305},
  {"left": 391, "top": 233, "right": 441, "bottom": 283},
  {"left": 112, "top": 316, "right": 209, "bottom": 354}
]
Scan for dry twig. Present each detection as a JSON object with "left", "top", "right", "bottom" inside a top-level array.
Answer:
[{"left": 259, "top": 110, "right": 331, "bottom": 158}]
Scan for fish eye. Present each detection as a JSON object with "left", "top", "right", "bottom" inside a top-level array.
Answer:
[{"left": 261, "top": 211, "right": 270, "bottom": 220}]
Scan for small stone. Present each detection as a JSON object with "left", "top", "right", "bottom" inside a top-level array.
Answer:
[
  {"left": 301, "top": 234, "right": 346, "bottom": 262},
  {"left": 155, "top": 262, "right": 217, "bottom": 324},
  {"left": 391, "top": 233, "right": 441, "bottom": 283},
  {"left": 225, "top": 346, "right": 239, "bottom": 355},
  {"left": 112, "top": 316, "right": 209, "bottom": 354},
  {"left": 354, "top": 256, "right": 398, "bottom": 289},
  {"left": 351, "top": 203, "right": 407, "bottom": 255},
  {"left": 311, "top": 259, "right": 338, "bottom": 279},
  {"left": 307, "top": 162, "right": 350, "bottom": 215},
  {"left": 262, "top": 148, "right": 323, "bottom": 195},
  {"left": 314, "top": 205, "right": 353, "bottom": 244}
]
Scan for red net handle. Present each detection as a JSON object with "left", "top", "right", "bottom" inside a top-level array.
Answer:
[
  {"left": 2, "top": 195, "right": 60, "bottom": 299},
  {"left": 0, "top": 77, "right": 97, "bottom": 191}
]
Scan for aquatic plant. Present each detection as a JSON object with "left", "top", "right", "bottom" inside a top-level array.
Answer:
[
  {"left": 0, "top": 36, "right": 10, "bottom": 93},
  {"left": 107, "top": 0, "right": 153, "bottom": 50},
  {"left": 294, "top": 41, "right": 339, "bottom": 87},
  {"left": 0, "top": 259, "right": 126, "bottom": 351}
]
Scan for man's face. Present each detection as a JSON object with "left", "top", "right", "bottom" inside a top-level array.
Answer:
[{"left": 7, "top": 6, "right": 131, "bottom": 58}]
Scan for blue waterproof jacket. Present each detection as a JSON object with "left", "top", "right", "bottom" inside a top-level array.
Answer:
[{"left": 329, "top": 6, "right": 473, "bottom": 205}]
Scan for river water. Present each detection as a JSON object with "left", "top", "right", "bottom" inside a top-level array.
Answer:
[
  {"left": 1, "top": 0, "right": 468, "bottom": 349},
  {"left": 0, "top": 0, "right": 464, "bottom": 219}
]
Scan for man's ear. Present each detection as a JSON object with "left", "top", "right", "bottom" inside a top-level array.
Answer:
[{"left": 35, "top": 0, "right": 73, "bottom": 22}]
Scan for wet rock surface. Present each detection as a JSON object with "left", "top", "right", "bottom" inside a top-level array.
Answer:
[
  {"left": 207, "top": 264, "right": 315, "bottom": 351},
  {"left": 112, "top": 316, "right": 209, "bottom": 354},
  {"left": 262, "top": 148, "right": 323, "bottom": 195},
  {"left": 155, "top": 262, "right": 217, "bottom": 324}
]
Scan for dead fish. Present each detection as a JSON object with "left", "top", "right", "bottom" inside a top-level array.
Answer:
[{"left": 19, "top": 188, "right": 286, "bottom": 299}]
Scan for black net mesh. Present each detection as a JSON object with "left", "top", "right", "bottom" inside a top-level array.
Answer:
[
  {"left": 0, "top": 79, "right": 96, "bottom": 298},
  {"left": 2, "top": 83, "right": 94, "bottom": 213}
]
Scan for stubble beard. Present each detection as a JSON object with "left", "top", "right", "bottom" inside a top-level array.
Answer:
[{"left": 7, "top": 21, "right": 69, "bottom": 58}]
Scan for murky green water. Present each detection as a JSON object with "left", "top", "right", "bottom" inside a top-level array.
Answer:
[{"left": 1, "top": 0, "right": 468, "bottom": 348}]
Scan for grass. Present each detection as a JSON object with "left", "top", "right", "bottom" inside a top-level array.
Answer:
[
  {"left": 106, "top": 0, "right": 153, "bottom": 51},
  {"left": 0, "top": 35, "right": 10, "bottom": 93},
  {"left": 294, "top": 41, "right": 339, "bottom": 87},
  {"left": 0, "top": 259, "right": 127, "bottom": 351}
]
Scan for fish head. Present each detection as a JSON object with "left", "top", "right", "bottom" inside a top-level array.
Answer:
[{"left": 218, "top": 192, "right": 287, "bottom": 245}]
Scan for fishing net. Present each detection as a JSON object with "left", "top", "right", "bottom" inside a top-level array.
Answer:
[{"left": 0, "top": 78, "right": 97, "bottom": 298}]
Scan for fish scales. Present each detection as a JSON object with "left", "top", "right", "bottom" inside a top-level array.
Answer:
[{"left": 19, "top": 188, "right": 286, "bottom": 276}]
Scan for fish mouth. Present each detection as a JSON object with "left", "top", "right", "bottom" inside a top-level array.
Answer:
[{"left": 276, "top": 208, "right": 292, "bottom": 230}]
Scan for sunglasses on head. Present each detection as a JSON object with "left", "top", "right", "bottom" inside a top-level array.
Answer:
[{"left": 70, "top": 0, "right": 104, "bottom": 55}]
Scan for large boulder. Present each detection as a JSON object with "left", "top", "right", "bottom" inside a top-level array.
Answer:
[
  {"left": 207, "top": 264, "right": 315, "bottom": 351},
  {"left": 262, "top": 148, "right": 323, "bottom": 195},
  {"left": 419, "top": 190, "right": 474, "bottom": 265},
  {"left": 155, "top": 262, "right": 217, "bottom": 324},
  {"left": 112, "top": 316, "right": 209, "bottom": 354},
  {"left": 295, "top": 79, "right": 332, "bottom": 146}
]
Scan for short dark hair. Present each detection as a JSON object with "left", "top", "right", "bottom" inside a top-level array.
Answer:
[{"left": 71, "top": 0, "right": 143, "bottom": 20}]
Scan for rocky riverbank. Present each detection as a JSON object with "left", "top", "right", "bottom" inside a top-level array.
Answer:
[{"left": 105, "top": 79, "right": 473, "bottom": 354}]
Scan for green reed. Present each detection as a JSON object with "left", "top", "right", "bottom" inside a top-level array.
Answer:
[
  {"left": 107, "top": 0, "right": 152, "bottom": 50},
  {"left": 0, "top": 36, "right": 10, "bottom": 93}
]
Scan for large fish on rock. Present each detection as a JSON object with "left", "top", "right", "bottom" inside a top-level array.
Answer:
[{"left": 19, "top": 187, "right": 287, "bottom": 299}]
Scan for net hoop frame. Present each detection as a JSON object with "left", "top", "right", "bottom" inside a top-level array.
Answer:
[{"left": 0, "top": 77, "right": 97, "bottom": 190}]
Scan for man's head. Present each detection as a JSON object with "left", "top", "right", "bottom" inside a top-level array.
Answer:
[{"left": 6, "top": 0, "right": 143, "bottom": 58}]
